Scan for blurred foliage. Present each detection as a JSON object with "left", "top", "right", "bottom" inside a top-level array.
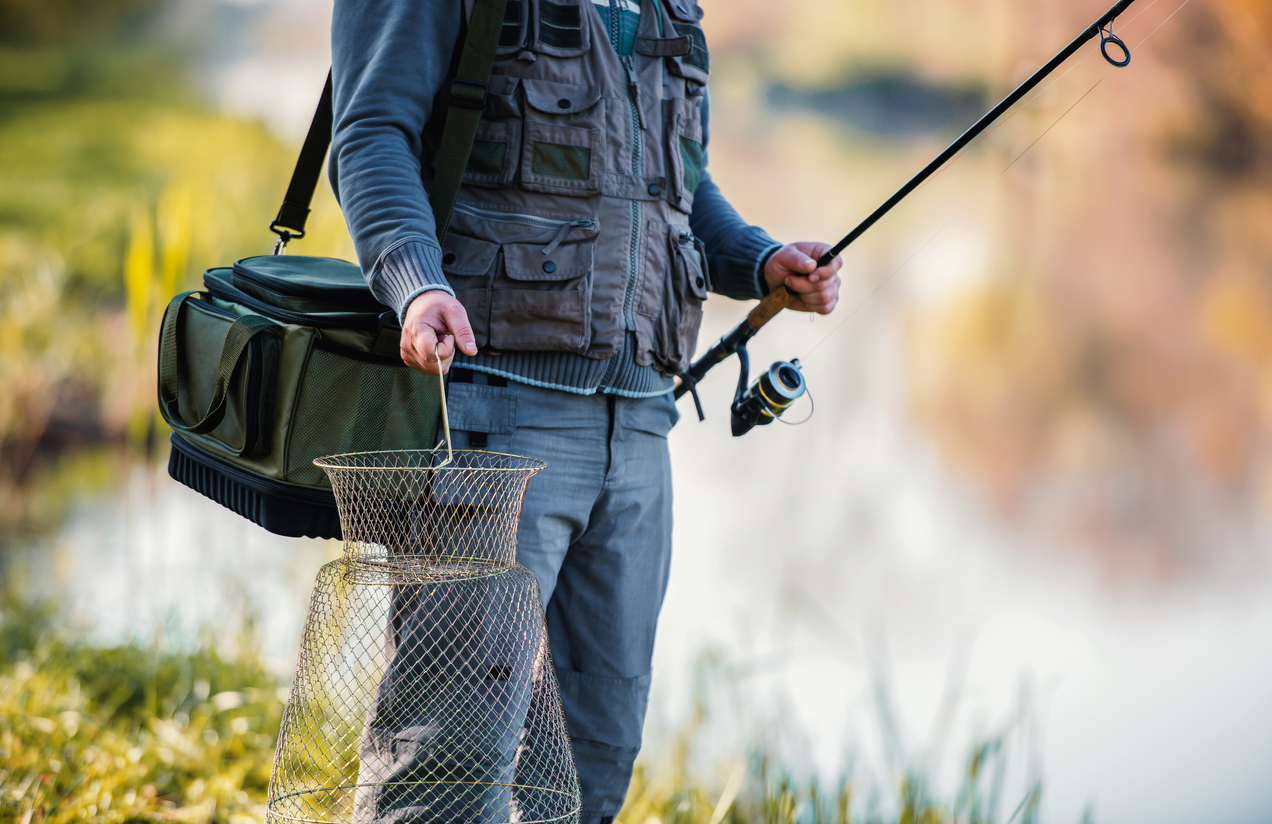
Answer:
[
  {"left": 898, "top": 0, "right": 1272, "bottom": 571},
  {"left": 0, "top": 591, "right": 284, "bottom": 823},
  {"left": 0, "top": 0, "right": 354, "bottom": 542},
  {"left": 618, "top": 653, "right": 1042, "bottom": 824},
  {"left": 0, "top": 0, "right": 165, "bottom": 47}
]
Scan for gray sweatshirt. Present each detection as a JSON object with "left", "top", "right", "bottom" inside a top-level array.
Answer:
[{"left": 330, "top": 0, "right": 781, "bottom": 395}]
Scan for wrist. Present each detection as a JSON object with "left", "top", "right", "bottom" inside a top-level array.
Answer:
[
  {"left": 399, "top": 283, "right": 456, "bottom": 324},
  {"left": 758, "top": 241, "right": 784, "bottom": 296}
]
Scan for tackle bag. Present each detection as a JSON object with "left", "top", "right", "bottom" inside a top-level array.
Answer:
[
  {"left": 156, "top": 0, "right": 509, "bottom": 539},
  {"left": 157, "top": 258, "right": 443, "bottom": 540}
]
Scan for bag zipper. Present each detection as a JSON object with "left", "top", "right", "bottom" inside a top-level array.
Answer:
[
  {"left": 452, "top": 202, "right": 597, "bottom": 254},
  {"left": 232, "top": 259, "right": 383, "bottom": 308},
  {"left": 187, "top": 296, "right": 238, "bottom": 321},
  {"left": 205, "top": 276, "right": 383, "bottom": 330}
]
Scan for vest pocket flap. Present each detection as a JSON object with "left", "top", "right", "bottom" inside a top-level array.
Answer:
[
  {"left": 635, "top": 35, "right": 693, "bottom": 57},
  {"left": 442, "top": 234, "right": 499, "bottom": 277},
  {"left": 522, "top": 79, "right": 602, "bottom": 115},
  {"left": 666, "top": 0, "right": 705, "bottom": 21},
  {"left": 673, "top": 231, "right": 710, "bottom": 299},
  {"left": 502, "top": 240, "right": 594, "bottom": 282}
]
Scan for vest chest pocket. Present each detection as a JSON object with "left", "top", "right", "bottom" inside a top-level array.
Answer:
[
  {"left": 519, "top": 79, "right": 605, "bottom": 196},
  {"left": 664, "top": 0, "right": 709, "bottom": 87},
  {"left": 491, "top": 238, "right": 596, "bottom": 353},
  {"left": 636, "top": 221, "right": 710, "bottom": 374},
  {"left": 530, "top": 0, "right": 592, "bottom": 58},
  {"left": 666, "top": 98, "right": 704, "bottom": 213},
  {"left": 462, "top": 75, "right": 522, "bottom": 189},
  {"left": 465, "top": 120, "right": 522, "bottom": 188}
]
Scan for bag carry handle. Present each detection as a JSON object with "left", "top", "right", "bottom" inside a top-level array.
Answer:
[
  {"left": 268, "top": 0, "right": 509, "bottom": 253},
  {"left": 158, "top": 292, "right": 279, "bottom": 435}
]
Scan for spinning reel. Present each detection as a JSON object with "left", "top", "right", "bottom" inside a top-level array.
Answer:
[
  {"left": 677, "top": 338, "right": 809, "bottom": 437},
  {"left": 729, "top": 348, "right": 807, "bottom": 437}
]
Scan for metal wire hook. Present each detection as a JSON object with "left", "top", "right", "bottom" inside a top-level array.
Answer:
[
  {"left": 1100, "top": 23, "right": 1131, "bottom": 67},
  {"left": 434, "top": 343, "right": 453, "bottom": 467}
]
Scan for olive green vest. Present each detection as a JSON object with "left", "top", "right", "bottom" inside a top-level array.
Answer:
[{"left": 439, "top": 0, "right": 711, "bottom": 375}]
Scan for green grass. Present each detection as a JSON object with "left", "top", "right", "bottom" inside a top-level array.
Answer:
[
  {"left": 0, "top": 595, "right": 283, "bottom": 823},
  {"left": 0, "top": 593, "right": 1043, "bottom": 824}
]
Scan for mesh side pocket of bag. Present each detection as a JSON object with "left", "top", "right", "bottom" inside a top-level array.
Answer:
[{"left": 286, "top": 348, "right": 441, "bottom": 488}]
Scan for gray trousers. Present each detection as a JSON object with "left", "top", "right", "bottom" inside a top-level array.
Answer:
[{"left": 360, "top": 374, "right": 678, "bottom": 824}]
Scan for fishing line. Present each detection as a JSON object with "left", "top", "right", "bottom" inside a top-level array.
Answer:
[
  {"left": 798, "top": 0, "right": 1191, "bottom": 365},
  {"left": 802, "top": 76, "right": 1108, "bottom": 360},
  {"left": 917, "top": 0, "right": 1165, "bottom": 196}
]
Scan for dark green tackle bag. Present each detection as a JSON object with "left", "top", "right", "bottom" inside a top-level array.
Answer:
[
  {"left": 157, "top": 0, "right": 508, "bottom": 538},
  {"left": 157, "top": 255, "right": 441, "bottom": 540}
]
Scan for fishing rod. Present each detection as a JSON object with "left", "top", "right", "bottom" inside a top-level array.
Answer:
[{"left": 677, "top": 0, "right": 1140, "bottom": 437}]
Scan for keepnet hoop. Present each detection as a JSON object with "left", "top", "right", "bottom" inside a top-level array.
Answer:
[{"left": 266, "top": 448, "right": 579, "bottom": 824}]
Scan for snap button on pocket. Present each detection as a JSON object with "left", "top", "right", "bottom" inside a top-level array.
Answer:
[
  {"left": 443, "top": 253, "right": 457, "bottom": 265},
  {"left": 557, "top": 98, "right": 571, "bottom": 109},
  {"left": 695, "top": 275, "right": 705, "bottom": 288},
  {"left": 648, "top": 183, "right": 662, "bottom": 196},
  {"left": 543, "top": 261, "right": 557, "bottom": 274}
]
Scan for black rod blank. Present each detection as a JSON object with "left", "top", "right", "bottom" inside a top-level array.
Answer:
[{"left": 815, "top": 0, "right": 1137, "bottom": 267}]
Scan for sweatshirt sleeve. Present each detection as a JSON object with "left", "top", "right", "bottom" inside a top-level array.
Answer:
[
  {"left": 329, "top": 0, "right": 461, "bottom": 319},
  {"left": 688, "top": 91, "right": 783, "bottom": 302}
]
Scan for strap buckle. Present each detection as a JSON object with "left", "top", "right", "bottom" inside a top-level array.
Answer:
[
  {"left": 450, "top": 78, "right": 489, "bottom": 110},
  {"left": 269, "top": 218, "right": 307, "bottom": 255}
]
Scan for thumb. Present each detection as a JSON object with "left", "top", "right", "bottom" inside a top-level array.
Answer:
[
  {"left": 780, "top": 245, "right": 816, "bottom": 274},
  {"left": 441, "top": 301, "right": 478, "bottom": 356}
]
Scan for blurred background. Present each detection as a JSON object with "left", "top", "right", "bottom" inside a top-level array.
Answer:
[{"left": 2, "top": 0, "right": 1271, "bottom": 821}]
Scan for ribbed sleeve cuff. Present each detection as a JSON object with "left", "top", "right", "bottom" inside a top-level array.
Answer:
[
  {"left": 708, "top": 225, "right": 782, "bottom": 301},
  {"left": 368, "top": 238, "right": 455, "bottom": 321}
]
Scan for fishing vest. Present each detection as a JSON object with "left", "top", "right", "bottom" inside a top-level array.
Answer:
[{"left": 437, "top": 0, "right": 712, "bottom": 375}]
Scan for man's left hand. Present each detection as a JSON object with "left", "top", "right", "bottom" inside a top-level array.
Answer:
[{"left": 763, "top": 242, "right": 843, "bottom": 314}]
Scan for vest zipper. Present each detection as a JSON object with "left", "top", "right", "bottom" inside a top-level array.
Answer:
[
  {"left": 452, "top": 203, "right": 598, "bottom": 254},
  {"left": 621, "top": 55, "right": 642, "bottom": 331}
]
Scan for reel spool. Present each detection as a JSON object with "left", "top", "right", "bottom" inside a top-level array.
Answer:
[{"left": 730, "top": 347, "right": 808, "bottom": 437}]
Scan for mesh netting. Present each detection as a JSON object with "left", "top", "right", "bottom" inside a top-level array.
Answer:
[
  {"left": 267, "top": 449, "right": 580, "bottom": 824},
  {"left": 319, "top": 450, "right": 547, "bottom": 566}
]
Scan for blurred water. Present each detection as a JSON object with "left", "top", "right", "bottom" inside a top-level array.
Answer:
[{"left": 10, "top": 0, "right": 1272, "bottom": 821}]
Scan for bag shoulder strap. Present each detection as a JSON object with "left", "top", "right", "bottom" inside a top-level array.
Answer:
[
  {"left": 429, "top": 0, "right": 508, "bottom": 243},
  {"left": 269, "top": 0, "right": 509, "bottom": 252},
  {"left": 269, "top": 72, "right": 333, "bottom": 250}
]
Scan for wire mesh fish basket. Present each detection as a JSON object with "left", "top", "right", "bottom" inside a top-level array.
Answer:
[{"left": 266, "top": 449, "right": 580, "bottom": 824}]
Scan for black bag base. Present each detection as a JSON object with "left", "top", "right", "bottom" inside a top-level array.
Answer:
[{"left": 167, "top": 433, "right": 341, "bottom": 540}]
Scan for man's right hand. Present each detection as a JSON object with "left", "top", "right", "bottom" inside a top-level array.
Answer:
[{"left": 400, "top": 291, "right": 478, "bottom": 376}]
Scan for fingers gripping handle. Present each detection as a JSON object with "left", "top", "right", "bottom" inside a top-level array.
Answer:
[{"left": 744, "top": 249, "right": 835, "bottom": 330}]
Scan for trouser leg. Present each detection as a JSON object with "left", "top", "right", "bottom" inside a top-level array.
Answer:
[
  {"left": 358, "top": 376, "right": 678, "bottom": 824},
  {"left": 513, "top": 389, "right": 679, "bottom": 824}
]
